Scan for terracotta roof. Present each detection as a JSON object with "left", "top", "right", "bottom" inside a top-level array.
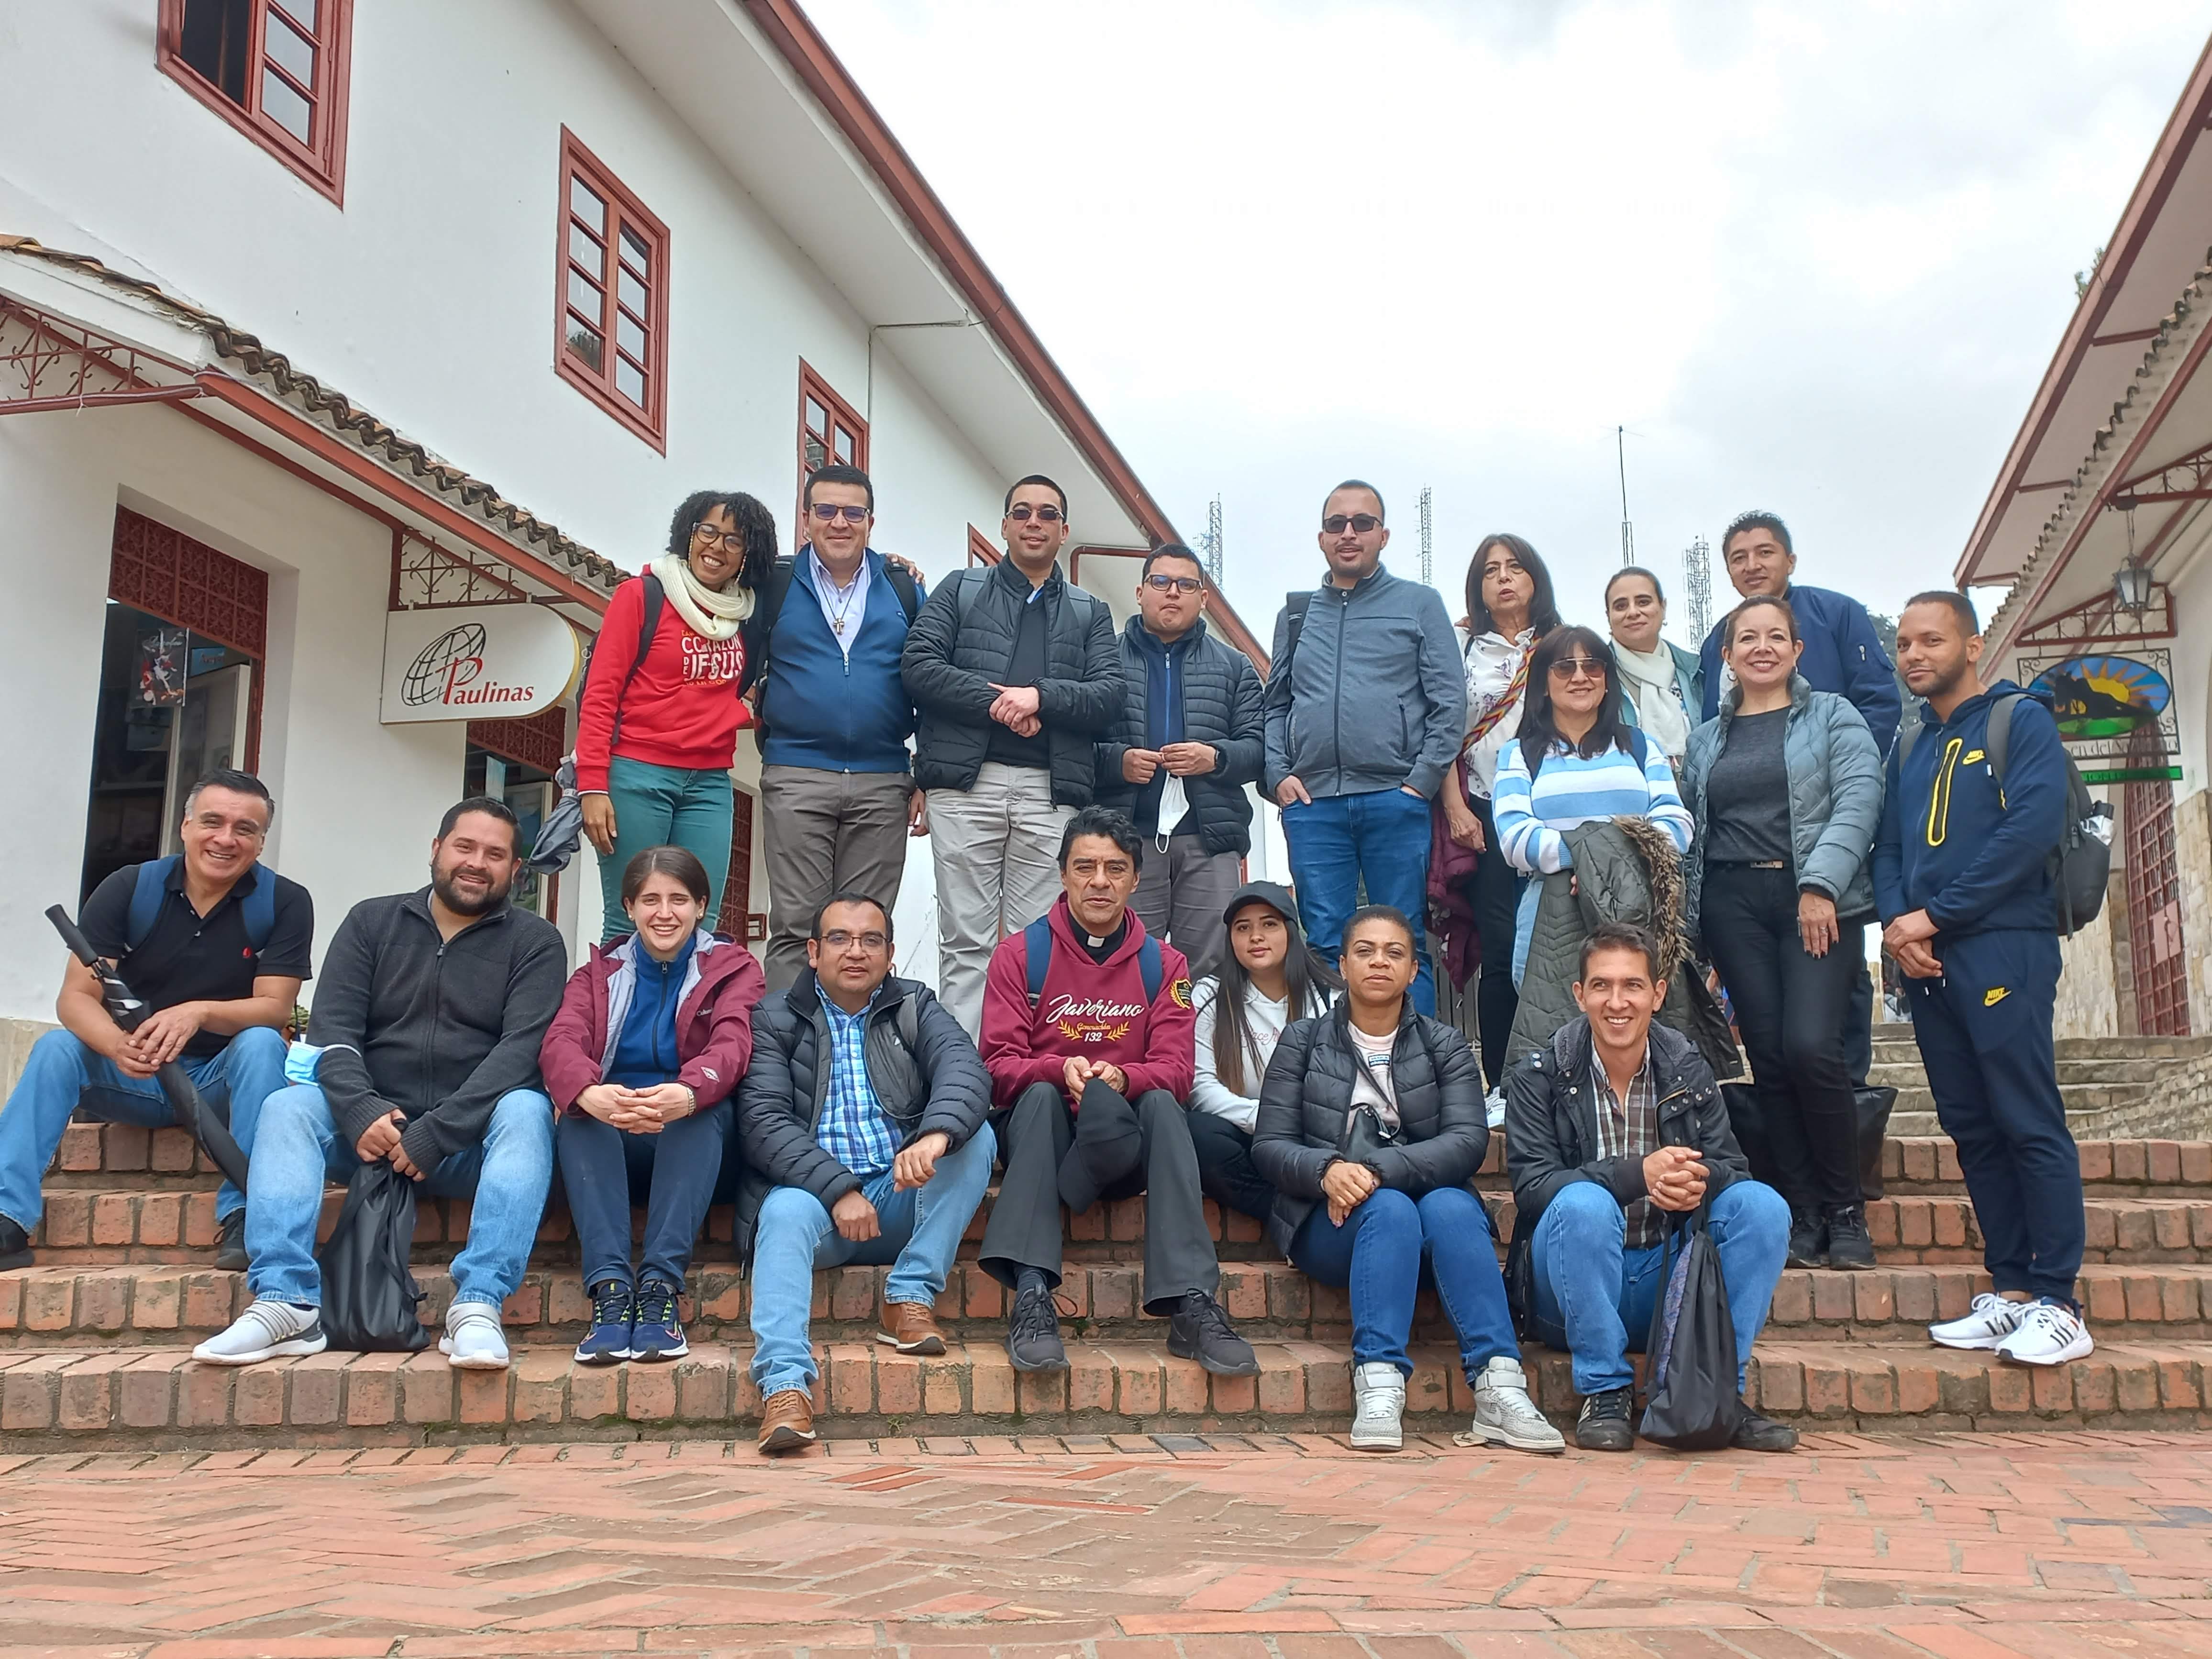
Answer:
[{"left": 0, "top": 235, "right": 625, "bottom": 598}]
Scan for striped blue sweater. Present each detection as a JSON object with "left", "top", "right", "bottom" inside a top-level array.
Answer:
[{"left": 1493, "top": 737, "right": 1692, "bottom": 875}]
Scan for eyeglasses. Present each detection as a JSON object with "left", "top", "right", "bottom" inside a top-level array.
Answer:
[
  {"left": 1145, "top": 574, "right": 1203, "bottom": 595},
  {"left": 1548, "top": 658, "right": 1606, "bottom": 682},
  {"left": 809, "top": 503, "right": 871, "bottom": 523},
  {"left": 1322, "top": 514, "right": 1382, "bottom": 535},
  {"left": 691, "top": 523, "right": 747, "bottom": 553},
  {"left": 1006, "top": 503, "right": 1064, "bottom": 523},
  {"left": 819, "top": 929, "right": 889, "bottom": 951}
]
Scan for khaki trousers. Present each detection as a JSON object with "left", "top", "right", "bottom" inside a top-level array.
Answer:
[
  {"left": 927, "top": 762, "right": 1072, "bottom": 1034},
  {"left": 760, "top": 764, "right": 915, "bottom": 993}
]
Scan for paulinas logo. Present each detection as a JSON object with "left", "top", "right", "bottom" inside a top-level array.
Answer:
[
  {"left": 1043, "top": 992, "right": 1145, "bottom": 1046},
  {"left": 1170, "top": 977, "right": 1193, "bottom": 1009},
  {"left": 1984, "top": 987, "right": 2010, "bottom": 1007}
]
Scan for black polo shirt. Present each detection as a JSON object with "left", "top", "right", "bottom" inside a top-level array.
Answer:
[{"left": 77, "top": 862, "right": 316, "bottom": 1060}]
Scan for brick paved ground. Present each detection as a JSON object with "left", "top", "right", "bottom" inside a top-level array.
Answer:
[{"left": 4, "top": 1431, "right": 2212, "bottom": 1657}]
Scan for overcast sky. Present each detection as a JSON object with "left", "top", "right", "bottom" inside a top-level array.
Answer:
[{"left": 809, "top": 0, "right": 2210, "bottom": 644}]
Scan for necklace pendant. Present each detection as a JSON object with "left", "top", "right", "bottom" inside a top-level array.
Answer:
[{"left": 833, "top": 618, "right": 845, "bottom": 636}]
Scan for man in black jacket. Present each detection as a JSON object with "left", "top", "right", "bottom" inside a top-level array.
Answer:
[
  {"left": 195, "top": 798, "right": 567, "bottom": 1371},
  {"left": 1504, "top": 923, "right": 1796, "bottom": 1453},
  {"left": 1095, "top": 544, "right": 1264, "bottom": 976},
  {"left": 901, "top": 475, "right": 1124, "bottom": 1033},
  {"left": 739, "top": 892, "right": 994, "bottom": 1453}
]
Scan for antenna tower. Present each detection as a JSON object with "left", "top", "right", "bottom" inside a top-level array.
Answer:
[
  {"left": 1417, "top": 485, "right": 1434, "bottom": 586},
  {"left": 1616, "top": 425, "right": 1635, "bottom": 565},
  {"left": 1682, "top": 535, "right": 1713, "bottom": 641},
  {"left": 1199, "top": 495, "right": 1224, "bottom": 584}
]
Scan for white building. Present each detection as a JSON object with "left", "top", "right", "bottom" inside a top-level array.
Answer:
[{"left": 0, "top": 0, "right": 1271, "bottom": 1071}]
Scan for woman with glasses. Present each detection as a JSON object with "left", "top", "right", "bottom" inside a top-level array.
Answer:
[
  {"left": 575, "top": 491, "right": 775, "bottom": 941},
  {"left": 539, "top": 846, "right": 765, "bottom": 1365},
  {"left": 1441, "top": 534, "right": 1560, "bottom": 1089},
  {"left": 1682, "top": 596, "right": 1881, "bottom": 1271}
]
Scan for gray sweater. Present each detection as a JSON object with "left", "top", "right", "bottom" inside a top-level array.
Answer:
[
  {"left": 1262, "top": 565, "right": 1466, "bottom": 800},
  {"left": 310, "top": 889, "right": 568, "bottom": 1170}
]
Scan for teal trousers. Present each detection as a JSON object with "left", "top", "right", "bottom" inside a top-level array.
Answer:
[{"left": 596, "top": 755, "right": 734, "bottom": 941}]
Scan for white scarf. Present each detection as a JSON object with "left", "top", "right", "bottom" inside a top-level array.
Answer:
[
  {"left": 1614, "top": 639, "right": 1692, "bottom": 757},
  {"left": 653, "top": 553, "right": 753, "bottom": 641}
]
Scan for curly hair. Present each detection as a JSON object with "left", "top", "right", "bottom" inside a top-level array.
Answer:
[{"left": 664, "top": 490, "right": 776, "bottom": 592}]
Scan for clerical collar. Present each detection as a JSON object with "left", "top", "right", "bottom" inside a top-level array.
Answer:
[{"left": 1079, "top": 914, "right": 1128, "bottom": 962}]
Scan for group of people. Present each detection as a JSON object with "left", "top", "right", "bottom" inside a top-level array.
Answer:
[{"left": 0, "top": 470, "right": 2094, "bottom": 1457}]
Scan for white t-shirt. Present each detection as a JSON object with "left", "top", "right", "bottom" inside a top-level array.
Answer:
[{"left": 1347, "top": 1022, "right": 1401, "bottom": 1131}]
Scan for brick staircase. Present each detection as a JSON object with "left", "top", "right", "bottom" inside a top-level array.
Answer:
[{"left": 6, "top": 1114, "right": 2212, "bottom": 1450}]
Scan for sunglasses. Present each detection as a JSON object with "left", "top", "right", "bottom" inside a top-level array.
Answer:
[
  {"left": 1322, "top": 514, "right": 1382, "bottom": 534},
  {"left": 1548, "top": 657, "right": 1607, "bottom": 682},
  {"left": 1145, "top": 573, "right": 1203, "bottom": 595},
  {"left": 1006, "top": 504, "right": 1064, "bottom": 523},
  {"left": 809, "top": 503, "right": 871, "bottom": 523}
]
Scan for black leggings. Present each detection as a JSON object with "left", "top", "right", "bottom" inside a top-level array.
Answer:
[
  {"left": 1701, "top": 863, "right": 1863, "bottom": 1213},
  {"left": 1470, "top": 794, "right": 1519, "bottom": 1089}
]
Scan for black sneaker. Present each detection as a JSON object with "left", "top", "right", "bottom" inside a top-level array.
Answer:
[
  {"left": 1824, "top": 1204, "right": 1875, "bottom": 1271},
  {"left": 1786, "top": 1209, "right": 1827, "bottom": 1269},
  {"left": 1006, "top": 1282, "right": 1068, "bottom": 1371},
  {"left": 214, "top": 1210, "right": 248, "bottom": 1273},
  {"left": 0, "top": 1214, "right": 29, "bottom": 1272},
  {"left": 1575, "top": 1385, "right": 1636, "bottom": 1451},
  {"left": 1167, "top": 1290, "right": 1260, "bottom": 1377},
  {"left": 1732, "top": 1403, "right": 1800, "bottom": 1453}
]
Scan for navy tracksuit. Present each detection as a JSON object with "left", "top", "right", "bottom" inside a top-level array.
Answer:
[{"left": 1872, "top": 679, "right": 2082, "bottom": 1304}]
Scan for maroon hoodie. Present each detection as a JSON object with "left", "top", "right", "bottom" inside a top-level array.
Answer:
[{"left": 540, "top": 931, "right": 764, "bottom": 1113}]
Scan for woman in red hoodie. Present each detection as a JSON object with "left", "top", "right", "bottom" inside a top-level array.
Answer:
[
  {"left": 576, "top": 491, "right": 775, "bottom": 941},
  {"left": 540, "top": 847, "right": 764, "bottom": 1365}
]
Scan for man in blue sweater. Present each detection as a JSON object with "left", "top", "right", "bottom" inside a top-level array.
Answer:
[
  {"left": 756, "top": 464, "right": 926, "bottom": 991},
  {"left": 1872, "top": 591, "right": 2089, "bottom": 1368},
  {"left": 1699, "top": 509, "right": 1901, "bottom": 1083}
]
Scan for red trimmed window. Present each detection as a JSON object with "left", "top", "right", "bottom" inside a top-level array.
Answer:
[
  {"left": 797, "top": 364, "right": 867, "bottom": 536},
  {"left": 556, "top": 129, "right": 670, "bottom": 450},
  {"left": 158, "top": 0, "right": 353, "bottom": 203},
  {"left": 968, "top": 526, "right": 1001, "bottom": 566}
]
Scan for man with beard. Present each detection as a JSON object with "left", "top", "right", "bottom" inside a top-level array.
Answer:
[{"left": 195, "top": 798, "right": 567, "bottom": 1370}]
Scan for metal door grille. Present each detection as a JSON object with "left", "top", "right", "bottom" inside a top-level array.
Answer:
[{"left": 2124, "top": 727, "right": 2190, "bottom": 1036}]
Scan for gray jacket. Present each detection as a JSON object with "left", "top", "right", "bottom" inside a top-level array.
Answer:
[
  {"left": 1680, "top": 676, "right": 1884, "bottom": 934},
  {"left": 1262, "top": 565, "right": 1466, "bottom": 800}
]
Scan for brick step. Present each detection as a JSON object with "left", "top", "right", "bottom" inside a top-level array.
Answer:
[
  {"left": 2, "top": 1332, "right": 2207, "bottom": 1448},
  {"left": 1890, "top": 1109, "right": 2124, "bottom": 1141},
  {"left": 16, "top": 1257, "right": 2212, "bottom": 1351},
  {"left": 1867, "top": 1057, "right": 2168, "bottom": 1088}
]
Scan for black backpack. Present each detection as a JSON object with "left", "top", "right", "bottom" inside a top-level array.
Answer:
[{"left": 1895, "top": 693, "right": 2110, "bottom": 937}]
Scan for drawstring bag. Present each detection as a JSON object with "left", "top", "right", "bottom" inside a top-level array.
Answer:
[
  {"left": 1637, "top": 1203, "right": 1743, "bottom": 1450},
  {"left": 316, "top": 1161, "right": 430, "bottom": 1352}
]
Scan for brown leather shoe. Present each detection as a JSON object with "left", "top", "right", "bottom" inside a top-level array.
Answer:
[
  {"left": 878, "top": 1299, "right": 946, "bottom": 1356},
  {"left": 758, "top": 1388, "right": 817, "bottom": 1454}
]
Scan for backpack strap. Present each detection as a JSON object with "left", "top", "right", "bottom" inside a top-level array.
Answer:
[
  {"left": 1277, "top": 591, "right": 1315, "bottom": 682},
  {"left": 238, "top": 868, "right": 277, "bottom": 953},
  {"left": 1896, "top": 718, "right": 1923, "bottom": 771},
  {"left": 1987, "top": 693, "right": 2019, "bottom": 783},
  {"left": 1139, "top": 935, "right": 1164, "bottom": 1006},
  {"left": 895, "top": 991, "right": 920, "bottom": 1057},
  {"left": 1628, "top": 726, "right": 1649, "bottom": 772},
  {"left": 128, "top": 855, "right": 276, "bottom": 953},
  {"left": 1023, "top": 914, "right": 1055, "bottom": 1007},
  {"left": 884, "top": 560, "right": 922, "bottom": 624},
  {"left": 603, "top": 570, "right": 664, "bottom": 754}
]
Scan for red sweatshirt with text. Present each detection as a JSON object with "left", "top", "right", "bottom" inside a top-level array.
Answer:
[
  {"left": 574, "top": 573, "right": 752, "bottom": 793},
  {"left": 979, "top": 898, "right": 1195, "bottom": 1111}
]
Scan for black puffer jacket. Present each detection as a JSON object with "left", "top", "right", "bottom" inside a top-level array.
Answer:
[
  {"left": 1094, "top": 618, "right": 1265, "bottom": 855},
  {"left": 901, "top": 559, "right": 1124, "bottom": 806},
  {"left": 733, "top": 971, "right": 990, "bottom": 1265},
  {"left": 1250, "top": 1003, "right": 1488, "bottom": 1257}
]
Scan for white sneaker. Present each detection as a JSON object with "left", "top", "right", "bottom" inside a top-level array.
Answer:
[
  {"left": 192, "top": 1297, "right": 327, "bottom": 1365},
  {"left": 1458, "top": 1355, "right": 1566, "bottom": 1454},
  {"left": 440, "top": 1301, "right": 511, "bottom": 1370},
  {"left": 1484, "top": 1086, "right": 1508, "bottom": 1129},
  {"left": 1929, "top": 1293, "right": 2030, "bottom": 1351},
  {"left": 1996, "top": 1299, "right": 2094, "bottom": 1367},
  {"left": 1349, "top": 1361, "right": 1405, "bottom": 1452}
]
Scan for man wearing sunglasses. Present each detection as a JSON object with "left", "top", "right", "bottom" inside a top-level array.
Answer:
[
  {"left": 1094, "top": 544, "right": 1264, "bottom": 974},
  {"left": 903, "top": 475, "right": 1124, "bottom": 1033},
  {"left": 1262, "top": 481, "right": 1465, "bottom": 1014},
  {"left": 751, "top": 464, "right": 927, "bottom": 992}
]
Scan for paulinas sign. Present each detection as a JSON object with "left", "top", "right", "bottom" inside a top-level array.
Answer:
[{"left": 380, "top": 603, "right": 580, "bottom": 724}]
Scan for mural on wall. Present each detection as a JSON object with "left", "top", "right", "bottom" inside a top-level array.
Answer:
[{"left": 2021, "top": 649, "right": 2181, "bottom": 782}]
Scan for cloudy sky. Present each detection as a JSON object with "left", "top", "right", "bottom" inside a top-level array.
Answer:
[{"left": 810, "top": 0, "right": 2209, "bottom": 643}]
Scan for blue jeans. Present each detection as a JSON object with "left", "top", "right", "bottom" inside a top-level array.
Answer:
[
  {"left": 245, "top": 1083, "right": 554, "bottom": 1310},
  {"left": 1282, "top": 787, "right": 1436, "bottom": 1015},
  {"left": 1530, "top": 1178, "right": 1790, "bottom": 1396},
  {"left": 555, "top": 1101, "right": 731, "bottom": 1291},
  {"left": 0, "top": 1025, "right": 288, "bottom": 1229},
  {"left": 1292, "top": 1185, "right": 1518, "bottom": 1382},
  {"left": 596, "top": 755, "right": 735, "bottom": 942},
  {"left": 747, "top": 1124, "right": 995, "bottom": 1397}
]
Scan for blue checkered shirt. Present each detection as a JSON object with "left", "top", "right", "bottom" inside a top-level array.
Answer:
[{"left": 816, "top": 998, "right": 898, "bottom": 1178}]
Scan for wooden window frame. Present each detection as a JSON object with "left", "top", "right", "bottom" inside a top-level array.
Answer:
[
  {"left": 796, "top": 362, "right": 868, "bottom": 540},
  {"left": 157, "top": 0, "right": 353, "bottom": 205},
  {"left": 554, "top": 128, "right": 671, "bottom": 452}
]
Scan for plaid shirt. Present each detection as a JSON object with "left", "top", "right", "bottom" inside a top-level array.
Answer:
[
  {"left": 815, "top": 999, "right": 898, "bottom": 1178},
  {"left": 1591, "top": 1045, "right": 1662, "bottom": 1250}
]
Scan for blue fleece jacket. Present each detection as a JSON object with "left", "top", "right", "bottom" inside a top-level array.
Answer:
[
  {"left": 608, "top": 935, "right": 696, "bottom": 1088},
  {"left": 1699, "top": 582, "right": 1902, "bottom": 755},
  {"left": 1871, "top": 680, "right": 2068, "bottom": 936},
  {"left": 759, "top": 549, "right": 917, "bottom": 773}
]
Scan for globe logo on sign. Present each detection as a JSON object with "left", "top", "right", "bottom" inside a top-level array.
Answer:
[{"left": 402, "top": 624, "right": 487, "bottom": 708}]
